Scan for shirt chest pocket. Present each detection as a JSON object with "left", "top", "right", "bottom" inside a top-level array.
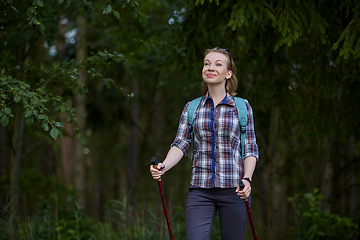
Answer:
[
  {"left": 218, "top": 123, "right": 238, "bottom": 140},
  {"left": 193, "top": 108, "right": 240, "bottom": 141},
  {"left": 216, "top": 110, "right": 240, "bottom": 140},
  {"left": 193, "top": 117, "right": 213, "bottom": 140}
]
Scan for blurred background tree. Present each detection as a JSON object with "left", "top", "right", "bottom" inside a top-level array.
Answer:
[{"left": 0, "top": 0, "right": 359, "bottom": 239}]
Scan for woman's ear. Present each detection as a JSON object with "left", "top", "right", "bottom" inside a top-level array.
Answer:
[{"left": 227, "top": 70, "right": 232, "bottom": 79}]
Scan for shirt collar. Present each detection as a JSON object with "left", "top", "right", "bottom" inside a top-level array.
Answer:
[{"left": 201, "top": 92, "right": 236, "bottom": 107}]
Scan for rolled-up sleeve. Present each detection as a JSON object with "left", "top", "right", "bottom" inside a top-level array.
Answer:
[
  {"left": 244, "top": 99, "right": 259, "bottom": 160},
  {"left": 171, "top": 102, "right": 192, "bottom": 155}
]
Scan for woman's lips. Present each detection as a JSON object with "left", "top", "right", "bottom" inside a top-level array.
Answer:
[{"left": 206, "top": 73, "right": 216, "bottom": 77}]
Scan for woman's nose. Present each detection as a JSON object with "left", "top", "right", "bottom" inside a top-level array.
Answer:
[{"left": 208, "top": 64, "right": 215, "bottom": 70}]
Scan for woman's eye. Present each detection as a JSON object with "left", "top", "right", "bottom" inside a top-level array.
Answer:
[{"left": 216, "top": 63, "right": 222, "bottom": 66}]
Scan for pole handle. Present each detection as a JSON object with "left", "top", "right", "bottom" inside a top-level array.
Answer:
[
  {"left": 239, "top": 179, "right": 249, "bottom": 202},
  {"left": 151, "top": 157, "right": 161, "bottom": 182},
  {"left": 151, "top": 157, "right": 159, "bottom": 166}
]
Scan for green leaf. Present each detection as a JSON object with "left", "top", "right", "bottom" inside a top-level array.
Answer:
[
  {"left": 320, "top": 35, "right": 326, "bottom": 45},
  {"left": 113, "top": 10, "right": 120, "bottom": 19},
  {"left": 263, "top": 8, "right": 276, "bottom": 22},
  {"left": 50, "top": 128, "right": 59, "bottom": 140},
  {"left": 53, "top": 63, "right": 60, "bottom": 69},
  {"left": 38, "top": 114, "right": 46, "bottom": 120},
  {"left": 139, "top": 13, "right": 149, "bottom": 23},
  {"left": 42, "top": 122, "right": 49, "bottom": 131},
  {"left": 14, "top": 95, "right": 21, "bottom": 103},
  {"left": 39, "top": 23, "right": 45, "bottom": 33},
  {"left": 25, "top": 109, "right": 32, "bottom": 118},
  {"left": 274, "top": 41, "right": 280, "bottom": 52},
  {"left": 103, "top": 5, "right": 112, "bottom": 14},
  {"left": 29, "top": 7, "right": 36, "bottom": 13},
  {"left": 25, "top": 116, "right": 33, "bottom": 125},
  {"left": 33, "top": 96, "right": 40, "bottom": 105},
  {"left": 4, "top": 108, "right": 11, "bottom": 115},
  {"left": 1, "top": 116, "right": 9, "bottom": 127},
  {"left": 80, "top": 138, "right": 86, "bottom": 146},
  {"left": 27, "top": 92, "right": 34, "bottom": 98},
  {"left": 55, "top": 122, "right": 63, "bottom": 127},
  {"left": 195, "top": 0, "right": 205, "bottom": 5},
  {"left": 294, "top": 30, "right": 299, "bottom": 38},
  {"left": 36, "top": 0, "right": 44, "bottom": 7}
]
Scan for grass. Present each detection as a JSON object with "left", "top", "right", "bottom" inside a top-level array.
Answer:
[
  {"left": 1, "top": 189, "right": 358, "bottom": 239},
  {"left": 0, "top": 195, "right": 187, "bottom": 240}
]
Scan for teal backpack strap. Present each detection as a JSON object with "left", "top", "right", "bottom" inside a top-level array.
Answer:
[
  {"left": 188, "top": 97, "right": 202, "bottom": 161},
  {"left": 234, "top": 97, "right": 248, "bottom": 164}
]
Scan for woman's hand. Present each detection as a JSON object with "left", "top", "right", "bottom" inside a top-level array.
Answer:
[
  {"left": 236, "top": 180, "right": 251, "bottom": 199},
  {"left": 149, "top": 162, "right": 165, "bottom": 180}
]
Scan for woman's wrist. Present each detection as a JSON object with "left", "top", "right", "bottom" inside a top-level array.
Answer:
[
  {"left": 159, "top": 163, "right": 165, "bottom": 170},
  {"left": 242, "top": 177, "right": 252, "bottom": 183}
]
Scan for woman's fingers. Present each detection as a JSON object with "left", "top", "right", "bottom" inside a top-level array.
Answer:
[
  {"left": 236, "top": 182, "right": 251, "bottom": 199},
  {"left": 149, "top": 164, "right": 163, "bottom": 180},
  {"left": 237, "top": 190, "right": 250, "bottom": 199}
]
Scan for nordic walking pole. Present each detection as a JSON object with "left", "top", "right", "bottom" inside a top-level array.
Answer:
[
  {"left": 151, "top": 157, "right": 174, "bottom": 240},
  {"left": 239, "top": 180, "right": 258, "bottom": 240}
]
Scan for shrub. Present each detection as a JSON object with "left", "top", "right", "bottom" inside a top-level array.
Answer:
[{"left": 287, "top": 189, "right": 359, "bottom": 240}]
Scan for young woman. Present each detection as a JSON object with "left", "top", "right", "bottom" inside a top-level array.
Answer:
[{"left": 150, "top": 47, "right": 259, "bottom": 240}]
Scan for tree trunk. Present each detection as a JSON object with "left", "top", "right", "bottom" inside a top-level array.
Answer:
[
  {"left": 74, "top": 15, "right": 87, "bottom": 208},
  {"left": 153, "top": 89, "right": 166, "bottom": 161},
  {"left": 118, "top": 123, "right": 127, "bottom": 224},
  {"left": 320, "top": 136, "right": 333, "bottom": 213},
  {"left": 341, "top": 135, "right": 356, "bottom": 216},
  {"left": 257, "top": 163, "right": 269, "bottom": 235},
  {"left": 151, "top": 87, "right": 169, "bottom": 223},
  {"left": 59, "top": 113, "right": 75, "bottom": 187},
  {"left": 56, "top": 16, "right": 75, "bottom": 188},
  {"left": 10, "top": 108, "right": 24, "bottom": 233},
  {"left": 268, "top": 105, "right": 279, "bottom": 240},
  {"left": 0, "top": 123, "right": 8, "bottom": 208},
  {"left": 127, "top": 77, "right": 139, "bottom": 224}
]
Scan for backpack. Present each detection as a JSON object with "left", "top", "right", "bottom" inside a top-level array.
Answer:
[{"left": 188, "top": 96, "right": 248, "bottom": 162}]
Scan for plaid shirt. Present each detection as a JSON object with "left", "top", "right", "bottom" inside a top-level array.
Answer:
[{"left": 171, "top": 93, "right": 259, "bottom": 188}]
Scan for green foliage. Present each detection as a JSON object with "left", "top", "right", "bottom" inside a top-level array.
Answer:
[
  {"left": 0, "top": 49, "right": 129, "bottom": 140},
  {"left": 198, "top": 0, "right": 359, "bottom": 62},
  {"left": 0, "top": 0, "right": 139, "bottom": 138},
  {"left": 287, "top": 189, "right": 359, "bottom": 240},
  {"left": 227, "top": 0, "right": 329, "bottom": 51},
  {"left": 18, "top": 0, "right": 142, "bottom": 35},
  {"left": 196, "top": 0, "right": 220, "bottom": 5},
  {"left": 0, "top": 192, "right": 189, "bottom": 240},
  {"left": 331, "top": 0, "right": 360, "bottom": 62},
  {"left": 1, "top": 72, "right": 70, "bottom": 140},
  {"left": 0, "top": 200, "right": 103, "bottom": 240}
]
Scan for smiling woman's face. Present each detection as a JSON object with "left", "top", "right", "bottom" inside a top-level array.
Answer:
[{"left": 202, "top": 52, "right": 232, "bottom": 87}]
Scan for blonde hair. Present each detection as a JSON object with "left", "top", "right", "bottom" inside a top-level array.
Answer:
[{"left": 201, "top": 47, "right": 238, "bottom": 96}]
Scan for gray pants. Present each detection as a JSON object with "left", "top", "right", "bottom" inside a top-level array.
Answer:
[{"left": 186, "top": 186, "right": 250, "bottom": 240}]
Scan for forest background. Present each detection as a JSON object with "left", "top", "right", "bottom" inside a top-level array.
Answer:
[{"left": 1, "top": 0, "right": 360, "bottom": 239}]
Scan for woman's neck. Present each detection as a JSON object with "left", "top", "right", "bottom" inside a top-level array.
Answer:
[{"left": 208, "top": 85, "right": 227, "bottom": 107}]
